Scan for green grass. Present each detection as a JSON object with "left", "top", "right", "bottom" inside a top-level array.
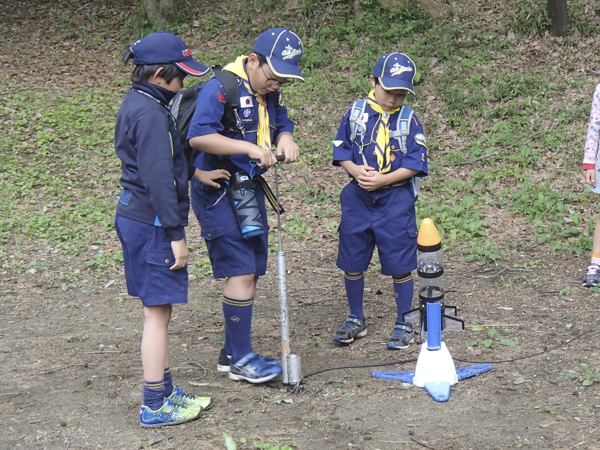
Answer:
[
  {"left": 0, "top": 84, "right": 121, "bottom": 269},
  {"left": 4, "top": 0, "right": 598, "bottom": 275}
]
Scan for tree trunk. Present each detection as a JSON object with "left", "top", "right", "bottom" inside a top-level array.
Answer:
[
  {"left": 143, "top": 0, "right": 179, "bottom": 29},
  {"left": 547, "top": 0, "right": 569, "bottom": 37}
]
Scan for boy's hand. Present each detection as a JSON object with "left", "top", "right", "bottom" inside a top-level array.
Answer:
[
  {"left": 170, "top": 239, "right": 189, "bottom": 270},
  {"left": 248, "top": 145, "right": 278, "bottom": 168},
  {"left": 193, "top": 168, "right": 231, "bottom": 188},
  {"left": 275, "top": 132, "right": 299, "bottom": 163},
  {"left": 586, "top": 168, "right": 596, "bottom": 185},
  {"left": 357, "top": 168, "right": 388, "bottom": 191}
]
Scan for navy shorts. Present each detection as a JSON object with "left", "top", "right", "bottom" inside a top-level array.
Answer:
[
  {"left": 191, "top": 178, "right": 269, "bottom": 279},
  {"left": 115, "top": 214, "right": 188, "bottom": 306},
  {"left": 337, "top": 181, "right": 418, "bottom": 275}
]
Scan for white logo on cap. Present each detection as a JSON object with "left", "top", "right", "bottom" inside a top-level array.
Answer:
[
  {"left": 390, "top": 63, "right": 413, "bottom": 76},
  {"left": 281, "top": 44, "right": 302, "bottom": 60}
]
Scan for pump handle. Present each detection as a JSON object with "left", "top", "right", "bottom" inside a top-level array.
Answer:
[{"left": 250, "top": 155, "right": 285, "bottom": 164}]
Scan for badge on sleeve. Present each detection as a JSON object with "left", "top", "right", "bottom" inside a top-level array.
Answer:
[
  {"left": 415, "top": 133, "right": 427, "bottom": 148},
  {"left": 332, "top": 140, "right": 343, "bottom": 147}
]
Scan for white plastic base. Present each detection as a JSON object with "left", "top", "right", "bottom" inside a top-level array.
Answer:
[{"left": 412, "top": 341, "right": 458, "bottom": 387}]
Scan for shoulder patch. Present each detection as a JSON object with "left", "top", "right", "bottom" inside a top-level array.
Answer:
[
  {"left": 415, "top": 133, "right": 427, "bottom": 147},
  {"left": 332, "top": 140, "right": 343, "bottom": 147}
]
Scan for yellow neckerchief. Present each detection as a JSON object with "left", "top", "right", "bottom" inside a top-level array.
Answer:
[
  {"left": 223, "top": 56, "right": 271, "bottom": 150},
  {"left": 366, "top": 89, "right": 400, "bottom": 173}
]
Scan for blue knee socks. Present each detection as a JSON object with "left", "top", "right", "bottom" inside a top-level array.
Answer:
[
  {"left": 163, "top": 367, "right": 173, "bottom": 397},
  {"left": 223, "top": 295, "right": 254, "bottom": 364},
  {"left": 344, "top": 272, "right": 365, "bottom": 321},
  {"left": 143, "top": 380, "right": 165, "bottom": 411},
  {"left": 393, "top": 273, "right": 414, "bottom": 325}
]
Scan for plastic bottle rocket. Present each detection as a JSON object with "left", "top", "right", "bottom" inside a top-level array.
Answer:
[
  {"left": 402, "top": 218, "right": 463, "bottom": 336},
  {"left": 372, "top": 218, "right": 491, "bottom": 402}
]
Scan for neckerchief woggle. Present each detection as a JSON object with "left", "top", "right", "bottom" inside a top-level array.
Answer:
[
  {"left": 223, "top": 56, "right": 271, "bottom": 179},
  {"left": 367, "top": 89, "right": 400, "bottom": 174}
]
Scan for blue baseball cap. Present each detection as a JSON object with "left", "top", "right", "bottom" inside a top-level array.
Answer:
[
  {"left": 372, "top": 52, "right": 416, "bottom": 94},
  {"left": 130, "top": 31, "right": 209, "bottom": 77},
  {"left": 252, "top": 28, "right": 304, "bottom": 81}
]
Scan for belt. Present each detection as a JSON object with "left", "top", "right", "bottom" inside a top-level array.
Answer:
[{"left": 350, "top": 179, "right": 407, "bottom": 189}]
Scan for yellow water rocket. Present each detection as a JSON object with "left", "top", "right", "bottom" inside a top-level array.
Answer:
[
  {"left": 403, "top": 218, "right": 464, "bottom": 337},
  {"left": 373, "top": 218, "right": 492, "bottom": 402}
]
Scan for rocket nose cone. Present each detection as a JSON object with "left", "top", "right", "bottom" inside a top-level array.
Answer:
[{"left": 417, "top": 218, "right": 441, "bottom": 247}]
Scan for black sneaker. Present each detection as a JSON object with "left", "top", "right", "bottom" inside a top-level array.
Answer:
[
  {"left": 217, "top": 348, "right": 232, "bottom": 373},
  {"left": 583, "top": 263, "right": 600, "bottom": 287},
  {"left": 333, "top": 316, "right": 367, "bottom": 344},
  {"left": 387, "top": 323, "right": 414, "bottom": 350}
]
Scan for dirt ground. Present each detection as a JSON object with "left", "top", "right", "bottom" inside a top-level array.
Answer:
[
  {"left": 4, "top": 239, "right": 600, "bottom": 449},
  {"left": 4, "top": 0, "right": 600, "bottom": 449}
]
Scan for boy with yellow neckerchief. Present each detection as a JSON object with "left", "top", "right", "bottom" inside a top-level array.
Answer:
[
  {"left": 187, "top": 28, "right": 303, "bottom": 384},
  {"left": 332, "top": 52, "right": 428, "bottom": 350}
]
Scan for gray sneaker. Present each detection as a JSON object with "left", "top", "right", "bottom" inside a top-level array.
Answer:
[
  {"left": 387, "top": 323, "right": 414, "bottom": 350},
  {"left": 333, "top": 316, "right": 367, "bottom": 344},
  {"left": 583, "top": 263, "right": 600, "bottom": 287}
]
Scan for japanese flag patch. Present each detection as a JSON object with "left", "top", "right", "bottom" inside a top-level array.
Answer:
[{"left": 240, "top": 96, "right": 254, "bottom": 108}]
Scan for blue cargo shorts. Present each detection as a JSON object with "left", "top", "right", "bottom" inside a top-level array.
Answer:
[
  {"left": 191, "top": 178, "right": 269, "bottom": 279},
  {"left": 115, "top": 214, "right": 188, "bottom": 306},
  {"left": 337, "top": 180, "right": 418, "bottom": 276}
]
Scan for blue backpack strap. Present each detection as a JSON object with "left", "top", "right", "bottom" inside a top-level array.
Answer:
[
  {"left": 389, "top": 105, "right": 414, "bottom": 155},
  {"left": 348, "top": 99, "right": 367, "bottom": 143},
  {"left": 348, "top": 99, "right": 369, "bottom": 165},
  {"left": 388, "top": 106, "right": 422, "bottom": 201}
]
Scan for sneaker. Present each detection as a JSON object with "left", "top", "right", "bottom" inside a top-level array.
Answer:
[
  {"left": 140, "top": 397, "right": 202, "bottom": 428},
  {"left": 217, "top": 348, "right": 279, "bottom": 373},
  {"left": 228, "top": 352, "right": 282, "bottom": 384},
  {"left": 387, "top": 323, "right": 414, "bottom": 350},
  {"left": 333, "top": 316, "right": 367, "bottom": 344},
  {"left": 168, "top": 385, "right": 214, "bottom": 411},
  {"left": 217, "top": 348, "right": 232, "bottom": 373},
  {"left": 582, "top": 263, "right": 600, "bottom": 287}
]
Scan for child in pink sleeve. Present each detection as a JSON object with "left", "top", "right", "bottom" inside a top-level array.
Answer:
[{"left": 582, "top": 83, "right": 600, "bottom": 287}]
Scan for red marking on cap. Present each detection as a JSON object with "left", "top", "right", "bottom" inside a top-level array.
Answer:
[
  {"left": 218, "top": 92, "right": 226, "bottom": 103},
  {"left": 182, "top": 48, "right": 192, "bottom": 57},
  {"left": 175, "top": 61, "right": 208, "bottom": 76}
]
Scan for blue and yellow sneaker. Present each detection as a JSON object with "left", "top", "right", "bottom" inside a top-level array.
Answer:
[
  {"left": 139, "top": 397, "right": 202, "bottom": 428},
  {"left": 168, "top": 385, "right": 214, "bottom": 411}
]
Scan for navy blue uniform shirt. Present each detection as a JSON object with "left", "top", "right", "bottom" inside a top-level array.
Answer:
[
  {"left": 187, "top": 75, "right": 294, "bottom": 177},
  {"left": 114, "top": 82, "right": 189, "bottom": 241},
  {"left": 332, "top": 102, "right": 428, "bottom": 177}
]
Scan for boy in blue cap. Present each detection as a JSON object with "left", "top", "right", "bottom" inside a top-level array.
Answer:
[
  {"left": 115, "top": 31, "right": 228, "bottom": 427},
  {"left": 331, "top": 52, "right": 428, "bottom": 350},
  {"left": 187, "top": 28, "right": 304, "bottom": 384}
]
